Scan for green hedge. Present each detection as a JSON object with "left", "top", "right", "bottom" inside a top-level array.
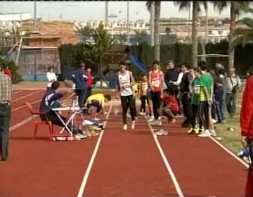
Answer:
[{"left": 58, "top": 41, "right": 253, "bottom": 78}]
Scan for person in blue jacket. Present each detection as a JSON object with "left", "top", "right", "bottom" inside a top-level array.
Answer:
[
  {"left": 72, "top": 60, "right": 88, "bottom": 109},
  {"left": 39, "top": 81, "right": 85, "bottom": 138}
]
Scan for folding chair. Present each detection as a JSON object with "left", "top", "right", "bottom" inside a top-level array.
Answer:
[{"left": 25, "top": 102, "right": 54, "bottom": 140}]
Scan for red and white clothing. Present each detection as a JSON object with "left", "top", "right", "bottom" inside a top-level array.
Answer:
[
  {"left": 240, "top": 75, "right": 253, "bottom": 139},
  {"left": 150, "top": 70, "right": 163, "bottom": 92}
]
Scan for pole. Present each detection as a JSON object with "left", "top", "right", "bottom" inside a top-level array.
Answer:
[
  {"left": 150, "top": 2, "right": 154, "bottom": 47},
  {"left": 105, "top": 1, "right": 108, "bottom": 25},
  {"left": 126, "top": 0, "right": 130, "bottom": 45},
  {"left": 34, "top": 0, "right": 37, "bottom": 31}
]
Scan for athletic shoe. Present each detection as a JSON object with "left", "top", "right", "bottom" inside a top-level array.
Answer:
[
  {"left": 210, "top": 130, "right": 217, "bottom": 137},
  {"left": 139, "top": 112, "right": 145, "bottom": 116},
  {"left": 87, "top": 130, "right": 99, "bottom": 137},
  {"left": 193, "top": 127, "right": 200, "bottom": 134},
  {"left": 150, "top": 120, "right": 162, "bottom": 126},
  {"left": 148, "top": 116, "right": 154, "bottom": 122},
  {"left": 187, "top": 128, "right": 194, "bottom": 134},
  {"left": 131, "top": 121, "right": 136, "bottom": 130},
  {"left": 156, "top": 129, "right": 168, "bottom": 136},
  {"left": 198, "top": 130, "right": 211, "bottom": 137},
  {"left": 89, "top": 126, "right": 102, "bottom": 131},
  {"left": 76, "top": 133, "right": 87, "bottom": 139},
  {"left": 123, "top": 124, "right": 127, "bottom": 130}
]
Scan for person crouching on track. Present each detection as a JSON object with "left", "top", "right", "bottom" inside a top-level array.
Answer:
[
  {"left": 158, "top": 89, "right": 180, "bottom": 123},
  {"left": 86, "top": 93, "right": 111, "bottom": 120},
  {"left": 39, "top": 81, "right": 86, "bottom": 139}
]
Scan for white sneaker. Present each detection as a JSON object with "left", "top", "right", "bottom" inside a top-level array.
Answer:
[
  {"left": 150, "top": 120, "right": 162, "bottom": 126},
  {"left": 131, "top": 121, "right": 136, "bottom": 130},
  {"left": 139, "top": 112, "right": 145, "bottom": 116},
  {"left": 156, "top": 129, "right": 168, "bottom": 136},
  {"left": 123, "top": 124, "right": 127, "bottom": 130},
  {"left": 148, "top": 116, "right": 154, "bottom": 122},
  {"left": 210, "top": 130, "right": 217, "bottom": 137},
  {"left": 198, "top": 130, "right": 211, "bottom": 137}
]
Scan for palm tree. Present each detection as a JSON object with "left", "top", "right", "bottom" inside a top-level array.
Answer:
[
  {"left": 232, "top": 16, "right": 253, "bottom": 48},
  {"left": 77, "top": 26, "right": 94, "bottom": 43},
  {"left": 146, "top": 1, "right": 161, "bottom": 61},
  {"left": 134, "top": 30, "right": 148, "bottom": 45},
  {"left": 213, "top": 1, "right": 250, "bottom": 68},
  {"left": 174, "top": 1, "right": 200, "bottom": 68}
]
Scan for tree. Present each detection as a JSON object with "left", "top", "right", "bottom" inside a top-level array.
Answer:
[
  {"left": 146, "top": 1, "right": 161, "bottom": 61},
  {"left": 116, "top": 33, "right": 127, "bottom": 45},
  {"left": 213, "top": 1, "right": 250, "bottom": 68},
  {"left": 83, "top": 23, "right": 114, "bottom": 71},
  {"left": 232, "top": 16, "right": 253, "bottom": 48},
  {"left": 174, "top": 1, "right": 200, "bottom": 67},
  {"left": 134, "top": 30, "right": 147, "bottom": 45},
  {"left": 77, "top": 26, "right": 94, "bottom": 43}
]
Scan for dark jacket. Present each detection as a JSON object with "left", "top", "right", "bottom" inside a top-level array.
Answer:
[
  {"left": 214, "top": 85, "right": 224, "bottom": 102},
  {"left": 72, "top": 68, "right": 87, "bottom": 90},
  {"left": 39, "top": 89, "right": 63, "bottom": 113},
  {"left": 164, "top": 68, "right": 179, "bottom": 86},
  {"left": 180, "top": 72, "right": 190, "bottom": 93}
]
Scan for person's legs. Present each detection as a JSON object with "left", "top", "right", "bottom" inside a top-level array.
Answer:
[
  {"left": 215, "top": 101, "right": 222, "bottom": 123},
  {"left": 198, "top": 101, "right": 207, "bottom": 130},
  {"left": 191, "top": 104, "right": 198, "bottom": 129},
  {"left": 163, "top": 108, "right": 176, "bottom": 123},
  {"left": 231, "top": 93, "right": 237, "bottom": 117},
  {"left": 226, "top": 93, "right": 232, "bottom": 116},
  {"left": 140, "top": 96, "right": 146, "bottom": 113},
  {"left": 120, "top": 96, "right": 128, "bottom": 125},
  {"left": 128, "top": 95, "right": 136, "bottom": 122},
  {"left": 247, "top": 138, "right": 253, "bottom": 169},
  {"left": 0, "top": 104, "right": 11, "bottom": 160},
  {"left": 151, "top": 91, "right": 161, "bottom": 120}
]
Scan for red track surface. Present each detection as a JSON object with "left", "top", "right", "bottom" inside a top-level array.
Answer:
[{"left": 0, "top": 90, "right": 252, "bottom": 197}]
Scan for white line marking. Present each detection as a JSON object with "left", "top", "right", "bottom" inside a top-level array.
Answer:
[
  {"left": 12, "top": 90, "right": 42, "bottom": 102},
  {"left": 210, "top": 137, "right": 249, "bottom": 168},
  {"left": 77, "top": 102, "right": 112, "bottom": 197},
  {"left": 12, "top": 90, "right": 22, "bottom": 94},
  {"left": 147, "top": 122, "right": 184, "bottom": 197}
]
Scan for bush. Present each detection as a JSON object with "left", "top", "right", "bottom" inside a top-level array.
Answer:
[{"left": 0, "top": 55, "right": 23, "bottom": 84}]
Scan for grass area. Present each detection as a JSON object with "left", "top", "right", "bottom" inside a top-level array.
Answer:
[{"left": 214, "top": 114, "right": 242, "bottom": 154}]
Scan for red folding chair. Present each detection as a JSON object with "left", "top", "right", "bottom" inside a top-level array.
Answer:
[{"left": 25, "top": 102, "right": 54, "bottom": 140}]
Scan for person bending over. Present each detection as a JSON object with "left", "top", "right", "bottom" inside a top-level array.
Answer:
[
  {"left": 86, "top": 93, "right": 111, "bottom": 120},
  {"left": 158, "top": 89, "right": 180, "bottom": 123},
  {"left": 39, "top": 81, "right": 85, "bottom": 139}
]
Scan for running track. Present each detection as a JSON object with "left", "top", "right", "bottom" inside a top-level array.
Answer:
[{"left": 0, "top": 89, "right": 252, "bottom": 197}]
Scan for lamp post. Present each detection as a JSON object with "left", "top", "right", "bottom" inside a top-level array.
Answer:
[{"left": 126, "top": 1, "right": 130, "bottom": 45}]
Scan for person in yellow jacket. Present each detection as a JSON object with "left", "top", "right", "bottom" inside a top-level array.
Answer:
[{"left": 86, "top": 93, "right": 111, "bottom": 120}]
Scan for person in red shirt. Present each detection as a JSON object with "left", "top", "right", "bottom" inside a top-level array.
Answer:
[
  {"left": 85, "top": 68, "right": 93, "bottom": 100},
  {"left": 240, "top": 68, "right": 253, "bottom": 170},
  {"left": 158, "top": 88, "right": 180, "bottom": 123},
  {"left": 4, "top": 66, "right": 12, "bottom": 79}
]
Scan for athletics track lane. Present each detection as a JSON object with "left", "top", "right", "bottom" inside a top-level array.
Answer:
[
  {"left": 83, "top": 114, "right": 178, "bottom": 197},
  {"left": 156, "top": 120, "right": 253, "bottom": 197},
  {"left": 0, "top": 100, "right": 103, "bottom": 196}
]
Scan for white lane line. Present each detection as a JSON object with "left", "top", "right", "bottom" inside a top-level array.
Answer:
[
  {"left": 210, "top": 137, "right": 249, "bottom": 168},
  {"left": 12, "top": 99, "right": 41, "bottom": 112},
  {"left": 12, "top": 90, "right": 42, "bottom": 102},
  {"left": 12, "top": 90, "right": 22, "bottom": 94},
  {"left": 77, "top": 102, "right": 113, "bottom": 197},
  {"left": 147, "top": 122, "right": 184, "bottom": 197}
]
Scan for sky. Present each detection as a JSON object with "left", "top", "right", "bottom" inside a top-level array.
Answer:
[{"left": 0, "top": 1, "right": 233, "bottom": 22}]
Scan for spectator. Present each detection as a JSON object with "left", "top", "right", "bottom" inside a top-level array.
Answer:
[
  {"left": 3, "top": 66, "right": 12, "bottom": 79},
  {"left": 46, "top": 66, "right": 57, "bottom": 91},
  {"left": 72, "top": 60, "right": 88, "bottom": 109},
  {"left": 84, "top": 68, "right": 93, "bottom": 104},
  {"left": 225, "top": 68, "right": 241, "bottom": 117},
  {"left": 214, "top": 78, "right": 225, "bottom": 123},
  {"left": 0, "top": 68, "right": 12, "bottom": 161}
]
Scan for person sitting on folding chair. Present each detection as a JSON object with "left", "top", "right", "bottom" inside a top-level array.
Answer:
[
  {"left": 39, "top": 81, "right": 85, "bottom": 139},
  {"left": 86, "top": 93, "right": 111, "bottom": 120}
]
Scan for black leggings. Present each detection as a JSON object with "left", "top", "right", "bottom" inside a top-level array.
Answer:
[
  {"left": 120, "top": 95, "right": 135, "bottom": 124},
  {"left": 87, "top": 100, "right": 102, "bottom": 113},
  {"left": 151, "top": 91, "right": 161, "bottom": 120},
  {"left": 191, "top": 104, "right": 198, "bottom": 128},
  {"left": 140, "top": 95, "right": 150, "bottom": 113},
  {"left": 198, "top": 101, "right": 210, "bottom": 130}
]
